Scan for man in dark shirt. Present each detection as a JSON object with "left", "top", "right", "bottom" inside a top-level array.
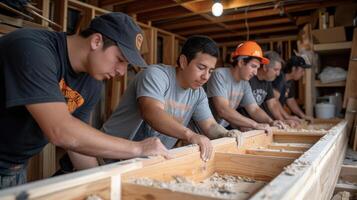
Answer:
[
  {"left": 0, "top": 12, "right": 170, "bottom": 189},
  {"left": 237, "top": 51, "right": 298, "bottom": 127},
  {"left": 272, "top": 55, "right": 313, "bottom": 122}
]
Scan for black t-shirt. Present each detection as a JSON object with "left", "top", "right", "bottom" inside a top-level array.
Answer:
[
  {"left": 237, "top": 76, "right": 274, "bottom": 118},
  {"left": 0, "top": 28, "right": 102, "bottom": 167},
  {"left": 272, "top": 73, "right": 295, "bottom": 105}
]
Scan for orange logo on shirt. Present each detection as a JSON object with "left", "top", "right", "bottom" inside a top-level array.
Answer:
[{"left": 59, "top": 79, "right": 84, "bottom": 113}]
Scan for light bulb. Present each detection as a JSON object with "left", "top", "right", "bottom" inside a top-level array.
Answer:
[{"left": 212, "top": 2, "right": 223, "bottom": 17}]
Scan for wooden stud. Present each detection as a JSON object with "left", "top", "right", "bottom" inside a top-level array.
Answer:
[{"left": 245, "top": 148, "right": 303, "bottom": 158}]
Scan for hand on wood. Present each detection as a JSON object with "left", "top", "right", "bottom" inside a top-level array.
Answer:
[
  {"left": 138, "top": 137, "right": 172, "bottom": 159},
  {"left": 254, "top": 123, "right": 272, "bottom": 135},
  {"left": 187, "top": 134, "right": 213, "bottom": 162}
]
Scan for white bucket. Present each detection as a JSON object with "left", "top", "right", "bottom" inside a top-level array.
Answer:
[{"left": 315, "top": 103, "right": 336, "bottom": 119}]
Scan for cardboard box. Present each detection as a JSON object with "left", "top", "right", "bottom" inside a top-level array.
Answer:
[{"left": 312, "top": 26, "right": 346, "bottom": 44}]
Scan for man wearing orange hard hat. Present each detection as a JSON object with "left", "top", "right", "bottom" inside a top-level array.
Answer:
[{"left": 207, "top": 41, "right": 285, "bottom": 133}]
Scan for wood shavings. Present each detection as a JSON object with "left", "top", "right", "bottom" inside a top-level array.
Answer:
[
  {"left": 331, "top": 191, "right": 350, "bottom": 200},
  {"left": 283, "top": 159, "right": 311, "bottom": 176},
  {"left": 85, "top": 194, "right": 103, "bottom": 200},
  {"left": 130, "top": 172, "right": 266, "bottom": 199}
]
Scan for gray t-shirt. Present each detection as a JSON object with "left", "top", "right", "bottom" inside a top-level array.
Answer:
[
  {"left": 206, "top": 67, "right": 256, "bottom": 127},
  {"left": 102, "top": 64, "right": 212, "bottom": 149}
]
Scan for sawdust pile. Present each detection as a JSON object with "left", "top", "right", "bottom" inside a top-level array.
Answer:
[
  {"left": 282, "top": 122, "right": 332, "bottom": 133},
  {"left": 130, "top": 172, "right": 266, "bottom": 199}
]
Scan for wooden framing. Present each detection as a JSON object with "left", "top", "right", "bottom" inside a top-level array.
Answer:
[{"left": 0, "top": 119, "right": 347, "bottom": 200}]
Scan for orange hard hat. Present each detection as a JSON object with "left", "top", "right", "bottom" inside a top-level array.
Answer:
[{"left": 231, "top": 41, "right": 270, "bottom": 65}]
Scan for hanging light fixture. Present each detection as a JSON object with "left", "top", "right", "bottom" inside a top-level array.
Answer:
[{"left": 212, "top": 0, "right": 223, "bottom": 17}]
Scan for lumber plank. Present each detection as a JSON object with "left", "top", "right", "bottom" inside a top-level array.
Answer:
[
  {"left": 339, "top": 164, "right": 357, "bottom": 183},
  {"left": 334, "top": 183, "right": 357, "bottom": 194},
  {"left": 251, "top": 120, "right": 348, "bottom": 200},
  {"left": 245, "top": 148, "right": 303, "bottom": 159},
  {"left": 0, "top": 162, "right": 141, "bottom": 200},
  {"left": 122, "top": 183, "right": 220, "bottom": 200},
  {"left": 214, "top": 153, "right": 294, "bottom": 182},
  {"left": 122, "top": 151, "right": 216, "bottom": 182},
  {"left": 268, "top": 143, "right": 310, "bottom": 151},
  {"left": 273, "top": 134, "right": 322, "bottom": 144}
]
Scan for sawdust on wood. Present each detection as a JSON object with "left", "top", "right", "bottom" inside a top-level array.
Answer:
[
  {"left": 282, "top": 122, "right": 333, "bottom": 133},
  {"left": 130, "top": 172, "right": 266, "bottom": 199},
  {"left": 85, "top": 194, "right": 103, "bottom": 200},
  {"left": 331, "top": 191, "right": 351, "bottom": 200}
]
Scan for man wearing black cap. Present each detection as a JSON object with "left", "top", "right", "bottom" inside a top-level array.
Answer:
[
  {"left": 0, "top": 12, "right": 170, "bottom": 189},
  {"left": 272, "top": 55, "right": 313, "bottom": 122}
]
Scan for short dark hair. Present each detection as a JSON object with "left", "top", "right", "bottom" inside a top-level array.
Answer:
[
  {"left": 231, "top": 56, "right": 258, "bottom": 67},
  {"left": 177, "top": 35, "right": 219, "bottom": 66},
  {"left": 79, "top": 28, "right": 116, "bottom": 50}
]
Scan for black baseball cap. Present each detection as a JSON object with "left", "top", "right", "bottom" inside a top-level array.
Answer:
[
  {"left": 89, "top": 12, "right": 147, "bottom": 68},
  {"left": 287, "top": 55, "right": 311, "bottom": 69}
]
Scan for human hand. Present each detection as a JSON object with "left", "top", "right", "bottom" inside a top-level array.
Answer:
[
  {"left": 271, "top": 120, "right": 287, "bottom": 129},
  {"left": 284, "top": 119, "right": 299, "bottom": 128},
  {"left": 138, "top": 137, "right": 172, "bottom": 159},
  {"left": 254, "top": 123, "right": 272, "bottom": 135},
  {"left": 187, "top": 134, "right": 213, "bottom": 162}
]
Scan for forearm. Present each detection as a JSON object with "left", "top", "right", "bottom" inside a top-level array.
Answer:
[
  {"left": 142, "top": 107, "right": 195, "bottom": 141},
  {"left": 267, "top": 100, "right": 284, "bottom": 120},
  {"left": 219, "top": 106, "right": 258, "bottom": 128},
  {"left": 247, "top": 106, "right": 273, "bottom": 124},
  {"left": 54, "top": 116, "right": 142, "bottom": 159},
  {"left": 68, "top": 151, "right": 99, "bottom": 170},
  {"left": 287, "top": 99, "right": 305, "bottom": 118}
]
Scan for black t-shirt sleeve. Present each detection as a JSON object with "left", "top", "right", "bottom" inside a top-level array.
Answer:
[{"left": 3, "top": 39, "right": 64, "bottom": 108}]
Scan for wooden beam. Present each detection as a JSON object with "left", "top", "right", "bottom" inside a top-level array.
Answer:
[
  {"left": 0, "top": 162, "right": 141, "bottom": 200},
  {"left": 181, "top": 0, "right": 275, "bottom": 14},
  {"left": 252, "top": 121, "right": 348, "bottom": 200},
  {"left": 273, "top": 134, "right": 322, "bottom": 144},
  {"left": 268, "top": 143, "right": 311, "bottom": 152},
  {"left": 156, "top": 1, "right": 347, "bottom": 30},
  {"left": 218, "top": 35, "right": 297, "bottom": 47},
  {"left": 117, "top": 0, "right": 181, "bottom": 14},
  {"left": 339, "top": 165, "right": 357, "bottom": 183},
  {"left": 178, "top": 17, "right": 291, "bottom": 35},
  {"left": 99, "top": 0, "right": 135, "bottom": 7},
  {"left": 334, "top": 183, "right": 357, "bottom": 194},
  {"left": 209, "top": 25, "right": 297, "bottom": 39},
  {"left": 215, "top": 153, "right": 294, "bottom": 182},
  {"left": 245, "top": 148, "right": 303, "bottom": 159}
]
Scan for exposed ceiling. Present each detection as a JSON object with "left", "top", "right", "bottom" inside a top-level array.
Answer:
[{"left": 91, "top": 0, "right": 353, "bottom": 43}]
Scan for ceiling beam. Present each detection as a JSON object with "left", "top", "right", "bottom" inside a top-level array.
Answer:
[
  {"left": 156, "top": 1, "right": 341, "bottom": 30},
  {"left": 139, "top": 0, "right": 274, "bottom": 22},
  {"left": 99, "top": 0, "right": 135, "bottom": 7},
  {"left": 181, "top": 0, "right": 274, "bottom": 14},
  {"left": 177, "top": 17, "right": 292, "bottom": 35},
  {"left": 209, "top": 25, "right": 297, "bottom": 39}
]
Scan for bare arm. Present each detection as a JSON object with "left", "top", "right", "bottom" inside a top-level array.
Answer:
[
  {"left": 244, "top": 103, "right": 273, "bottom": 124},
  {"left": 266, "top": 98, "right": 284, "bottom": 120},
  {"left": 286, "top": 98, "right": 312, "bottom": 121},
  {"left": 26, "top": 102, "right": 170, "bottom": 161},
  {"left": 138, "top": 96, "right": 212, "bottom": 161},
  {"left": 211, "top": 96, "right": 258, "bottom": 128}
]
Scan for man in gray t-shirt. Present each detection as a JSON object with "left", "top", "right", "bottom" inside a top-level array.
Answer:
[
  {"left": 102, "top": 36, "right": 239, "bottom": 162},
  {"left": 207, "top": 41, "right": 282, "bottom": 132}
]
